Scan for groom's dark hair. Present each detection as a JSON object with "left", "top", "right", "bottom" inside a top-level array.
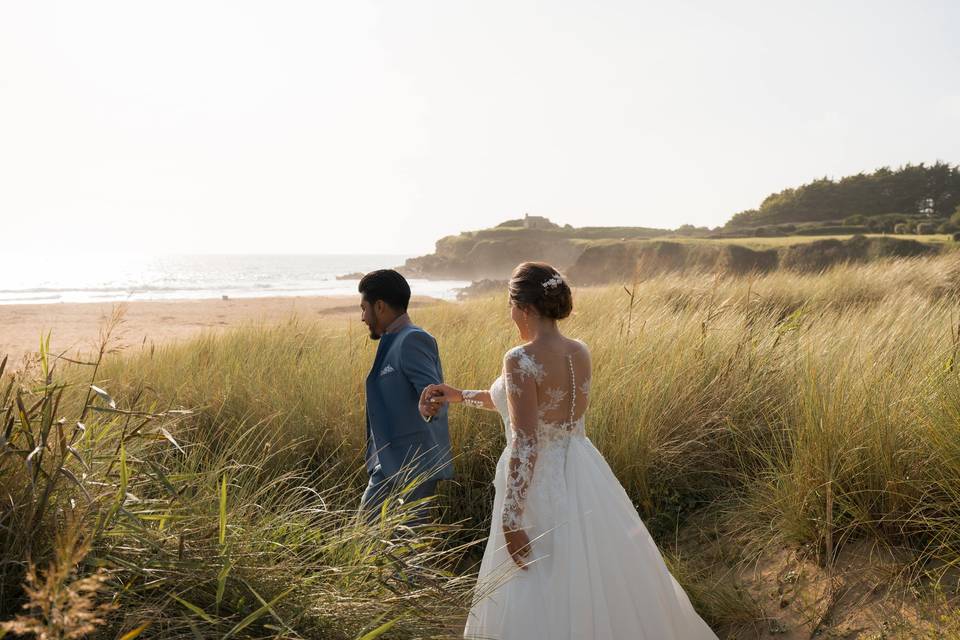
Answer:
[{"left": 358, "top": 269, "right": 411, "bottom": 312}]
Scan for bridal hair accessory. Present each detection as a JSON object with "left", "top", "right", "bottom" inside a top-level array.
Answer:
[{"left": 542, "top": 274, "right": 563, "bottom": 289}]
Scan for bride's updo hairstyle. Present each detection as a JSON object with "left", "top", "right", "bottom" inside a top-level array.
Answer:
[{"left": 508, "top": 261, "right": 573, "bottom": 320}]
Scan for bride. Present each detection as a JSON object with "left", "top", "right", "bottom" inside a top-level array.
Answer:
[{"left": 421, "top": 262, "right": 719, "bottom": 640}]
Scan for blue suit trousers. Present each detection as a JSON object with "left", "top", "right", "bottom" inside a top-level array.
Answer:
[{"left": 359, "top": 463, "right": 439, "bottom": 527}]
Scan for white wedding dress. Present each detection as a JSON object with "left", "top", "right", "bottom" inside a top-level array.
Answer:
[{"left": 463, "top": 343, "right": 719, "bottom": 640}]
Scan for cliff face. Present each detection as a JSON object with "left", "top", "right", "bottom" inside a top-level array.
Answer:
[
  {"left": 399, "top": 221, "right": 667, "bottom": 280},
  {"left": 566, "top": 240, "right": 778, "bottom": 284},
  {"left": 402, "top": 237, "right": 585, "bottom": 280},
  {"left": 400, "top": 217, "right": 946, "bottom": 288},
  {"left": 566, "top": 235, "right": 941, "bottom": 284}
]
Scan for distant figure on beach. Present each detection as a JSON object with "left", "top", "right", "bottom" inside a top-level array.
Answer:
[
  {"left": 357, "top": 269, "right": 453, "bottom": 523},
  {"left": 422, "top": 262, "right": 719, "bottom": 640}
]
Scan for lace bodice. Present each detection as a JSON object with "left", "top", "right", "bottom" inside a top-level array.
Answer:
[{"left": 490, "top": 342, "right": 592, "bottom": 531}]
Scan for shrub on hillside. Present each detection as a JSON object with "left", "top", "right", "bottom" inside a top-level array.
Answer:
[
  {"left": 861, "top": 235, "right": 940, "bottom": 260},
  {"left": 779, "top": 234, "right": 939, "bottom": 272},
  {"left": 894, "top": 223, "right": 913, "bottom": 234},
  {"left": 714, "top": 243, "right": 778, "bottom": 275},
  {"left": 779, "top": 238, "right": 851, "bottom": 272},
  {"left": 916, "top": 222, "right": 937, "bottom": 235}
]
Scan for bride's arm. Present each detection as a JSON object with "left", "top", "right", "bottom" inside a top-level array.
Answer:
[
  {"left": 420, "top": 383, "right": 497, "bottom": 412},
  {"left": 502, "top": 348, "right": 539, "bottom": 569}
]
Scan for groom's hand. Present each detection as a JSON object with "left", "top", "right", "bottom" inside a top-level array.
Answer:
[{"left": 419, "top": 387, "right": 443, "bottom": 419}]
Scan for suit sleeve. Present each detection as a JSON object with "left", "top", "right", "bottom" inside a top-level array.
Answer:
[{"left": 399, "top": 331, "right": 444, "bottom": 410}]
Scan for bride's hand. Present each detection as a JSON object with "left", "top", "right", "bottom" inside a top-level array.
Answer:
[{"left": 504, "top": 527, "right": 532, "bottom": 570}]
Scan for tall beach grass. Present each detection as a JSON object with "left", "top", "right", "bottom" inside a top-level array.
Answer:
[{"left": 5, "top": 251, "right": 960, "bottom": 636}]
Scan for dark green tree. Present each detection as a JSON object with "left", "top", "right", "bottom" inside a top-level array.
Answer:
[{"left": 726, "top": 162, "right": 960, "bottom": 229}]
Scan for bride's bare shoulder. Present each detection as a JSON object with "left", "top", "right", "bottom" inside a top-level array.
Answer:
[{"left": 571, "top": 338, "right": 592, "bottom": 369}]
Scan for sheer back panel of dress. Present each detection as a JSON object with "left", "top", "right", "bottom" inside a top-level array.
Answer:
[{"left": 524, "top": 341, "right": 590, "bottom": 430}]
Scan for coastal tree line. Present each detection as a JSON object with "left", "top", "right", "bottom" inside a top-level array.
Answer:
[{"left": 724, "top": 161, "right": 960, "bottom": 230}]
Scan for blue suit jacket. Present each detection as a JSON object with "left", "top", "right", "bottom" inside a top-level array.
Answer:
[{"left": 365, "top": 324, "right": 454, "bottom": 482}]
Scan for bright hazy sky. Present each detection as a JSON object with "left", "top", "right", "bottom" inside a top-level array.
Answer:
[{"left": 2, "top": 1, "right": 958, "bottom": 255}]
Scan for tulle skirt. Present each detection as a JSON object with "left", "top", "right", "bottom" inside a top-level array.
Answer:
[{"left": 463, "top": 435, "right": 719, "bottom": 640}]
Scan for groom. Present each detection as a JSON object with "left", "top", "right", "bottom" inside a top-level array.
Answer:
[{"left": 358, "top": 269, "right": 453, "bottom": 524}]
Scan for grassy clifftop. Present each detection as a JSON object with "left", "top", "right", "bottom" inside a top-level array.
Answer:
[
  {"left": 399, "top": 215, "right": 953, "bottom": 285},
  {"left": 399, "top": 220, "right": 669, "bottom": 280},
  {"left": 568, "top": 234, "right": 948, "bottom": 284},
  {"left": 402, "top": 162, "right": 960, "bottom": 282}
]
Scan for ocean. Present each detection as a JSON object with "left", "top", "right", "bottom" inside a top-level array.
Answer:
[{"left": 0, "top": 254, "right": 469, "bottom": 305}]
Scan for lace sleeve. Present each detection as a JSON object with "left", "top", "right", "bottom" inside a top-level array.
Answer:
[
  {"left": 461, "top": 389, "right": 497, "bottom": 411},
  {"left": 501, "top": 347, "right": 542, "bottom": 532}
]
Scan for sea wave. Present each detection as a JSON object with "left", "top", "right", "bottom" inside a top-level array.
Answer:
[
  {"left": 0, "top": 254, "right": 467, "bottom": 305},
  {"left": 0, "top": 281, "right": 469, "bottom": 305}
]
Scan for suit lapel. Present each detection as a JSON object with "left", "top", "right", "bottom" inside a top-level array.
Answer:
[{"left": 368, "top": 332, "right": 399, "bottom": 382}]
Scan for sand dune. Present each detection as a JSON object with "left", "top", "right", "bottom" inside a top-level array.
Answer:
[{"left": 0, "top": 295, "right": 439, "bottom": 367}]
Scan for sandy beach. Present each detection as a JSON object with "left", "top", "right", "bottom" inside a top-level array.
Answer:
[{"left": 0, "top": 295, "right": 440, "bottom": 367}]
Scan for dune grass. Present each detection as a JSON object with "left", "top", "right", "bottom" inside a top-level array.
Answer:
[
  {"left": 6, "top": 251, "right": 960, "bottom": 636},
  {"left": 0, "top": 322, "right": 475, "bottom": 639}
]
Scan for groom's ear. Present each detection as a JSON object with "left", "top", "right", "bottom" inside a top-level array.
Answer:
[{"left": 374, "top": 299, "right": 395, "bottom": 325}]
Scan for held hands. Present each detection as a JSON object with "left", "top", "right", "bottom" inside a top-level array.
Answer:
[
  {"left": 418, "top": 383, "right": 462, "bottom": 419},
  {"left": 503, "top": 526, "right": 533, "bottom": 570}
]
